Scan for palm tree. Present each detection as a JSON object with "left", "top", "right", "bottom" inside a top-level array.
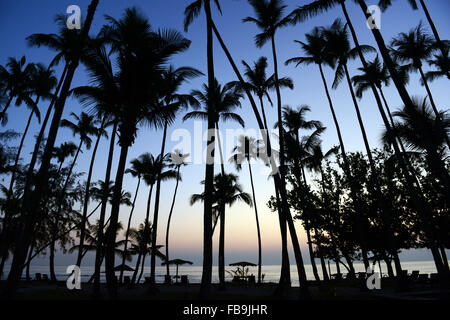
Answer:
[
  {"left": 384, "top": 97, "right": 450, "bottom": 202},
  {"left": 149, "top": 66, "right": 201, "bottom": 286},
  {"left": 60, "top": 112, "right": 100, "bottom": 194},
  {"left": 136, "top": 152, "right": 177, "bottom": 285},
  {"left": 3, "top": 0, "right": 99, "bottom": 299},
  {"left": 71, "top": 42, "right": 121, "bottom": 295},
  {"left": 324, "top": 20, "right": 404, "bottom": 275},
  {"left": 99, "top": 7, "right": 190, "bottom": 297},
  {"left": 424, "top": 49, "right": 450, "bottom": 82},
  {"left": 390, "top": 23, "right": 449, "bottom": 148},
  {"left": 0, "top": 56, "right": 36, "bottom": 124},
  {"left": 379, "top": 0, "right": 449, "bottom": 59},
  {"left": 229, "top": 136, "right": 263, "bottom": 284},
  {"left": 233, "top": 57, "right": 293, "bottom": 131},
  {"left": 164, "top": 150, "right": 189, "bottom": 279},
  {"left": 184, "top": 0, "right": 222, "bottom": 298},
  {"left": 286, "top": 25, "right": 375, "bottom": 269},
  {"left": 190, "top": 173, "right": 253, "bottom": 260},
  {"left": 280, "top": 105, "right": 324, "bottom": 282},
  {"left": 52, "top": 142, "right": 78, "bottom": 173},
  {"left": 245, "top": 0, "right": 312, "bottom": 298},
  {"left": 184, "top": 78, "right": 244, "bottom": 288}
]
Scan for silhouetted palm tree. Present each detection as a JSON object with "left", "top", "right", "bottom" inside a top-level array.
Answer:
[
  {"left": 424, "top": 50, "right": 450, "bottom": 82},
  {"left": 232, "top": 56, "right": 293, "bottom": 131},
  {"left": 3, "top": 1, "right": 99, "bottom": 299},
  {"left": 164, "top": 150, "right": 189, "bottom": 278},
  {"left": 184, "top": 0, "right": 222, "bottom": 298},
  {"left": 229, "top": 136, "right": 263, "bottom": 284}
]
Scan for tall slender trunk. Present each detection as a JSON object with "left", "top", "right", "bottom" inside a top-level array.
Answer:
[
  {"left": 93, "top": 121, "right": 117, "bottom": 295},
  {"left": 200, "top": 0, "right": 215, "bottom": 300},
  {"left": 25, "top": 239, "right": 35, "bottom": 281},
  {"left": 212, "top": 22, "right": 309, "bottom": 298},
  {"left": 137, "top": 253, "right": 147, "bottom": 284},
  {"left": 165, "top": 167, "right": 181, "bottom": 277},
  {"left": 353, "top": 0, "right": 445, "bottom": 276},
  {"left": 49, "top": 234, "right": 56, "bottom": 282},
  {"left": 343, "top": 63, "right": 402, "bottom": 276},
  {"left": 318, "top": 62, "right": 370, "bottom": 269},
  {"left": 77, "top": 120, "right": 105, "bottom": 267},
  {"left": 2, "top": 0, "right": 99, "bottom": 299},
  {"left": 314, "top": 227, "right": 329, "bottom": 281},
  {"left": 120, "top": 177, "right": 141, "bottom": 283},
  {"left": 419, "top": 0, "right": 447, "bottom": 58},
  {"left": 150, "top": 121, "right": 168, "bottom": 285},
  {"left": 248, "top": 161, "right": 262, "bottom": 284},
  {"left": 105, "top": 141, "right": 130, "bottom": 298},
  {"left": 215, "top": 122, "right": 226, "bottom": 289},
  {"left": 131, "top": 251, "right": 142, "bottom": 284}
]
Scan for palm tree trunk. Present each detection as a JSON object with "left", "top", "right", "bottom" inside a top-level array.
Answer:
[
  {"left": 165, "top": 167, "right": 180, "bottom": 278},
  {"left": 150, "top": 121, "right": 168, "bottom": 286},
  {"left": 258, "top": 96, "right": 269, "bottom": 131},
  {"left": 200, "top": 0, "right": 215, "bottom": 300},
  {"left": 247, "top": 161, "right": 262, "bottom": 284},
  {"left": 3, "top": 1, "right": 99, "bottom": 299},
  {"left": 318, "top": 62, "right": 370, "bottom": 269},
  {"left": 120, "top": 177, "right": 141, "bottom": 283},
  {"left": 314, "top": 227, "right": 329, "bottom": 281},
  {"left": 25, "top": 239, "right": 35, "bottom": 281},
  {"left": 77, "top": 121, "right": 105, "bottom": 267},
  {"left": 215, "top": 122, "right": 226, "bottom": 289},
  {"left": 305, "top": 222, "right": 320, "bottom": 282},
  {"left": 49, "top": 232, "right": 57, "bottom": 282},
  {"left": 419, "top": 0, "right": 447, "bottom": 58},
  {"left": 343, "top": 63, "right": 403, "bottom": 276},
  {"left": 440, "top": 246, "right": 449, "bottom": 272},
  {"left": 212, "top": 21, "right": 309, "bottom": 298},
  {"left": 94, "top": 121, "right": 117, "bottom": 295},
  {"left": 105, "top": 141, "right": 130, "bottom": 298},
  {"left": 137, "top": 253, "right": 147, "bottom": 284},
  {"left": 131, "top": 251, "right": 142, "bottom": 285},
  {"left": 353, "top": 0, "right": 446, "bottom": 277}
]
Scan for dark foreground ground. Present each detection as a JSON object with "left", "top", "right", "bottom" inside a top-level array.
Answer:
[{"left": 1, "top": 279, "right": 449, "bottom": 300}]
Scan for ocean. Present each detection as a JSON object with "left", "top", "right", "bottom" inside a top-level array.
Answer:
[{"left": 8, "top": 260, "right": 441, "bottom": 286}]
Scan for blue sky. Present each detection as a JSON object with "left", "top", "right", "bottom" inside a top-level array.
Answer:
[{"left": 1, "top": 0, "right": 449, "bottom": 267}]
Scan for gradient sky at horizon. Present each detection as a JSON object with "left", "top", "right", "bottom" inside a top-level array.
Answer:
[{"left": 1, "top": 0, "right": 449, "bottom": 267}]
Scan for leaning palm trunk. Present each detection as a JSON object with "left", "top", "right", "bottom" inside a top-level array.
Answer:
[
  {"left": 353, "top": 0, "right": 446, "bottom": 276},
  {"left": 247, "top": 161, "right": 262, "bottom": 284},
  {"left": 119, "top": 176, "right": 141, "bottom": 283},
  {"left": 343, "top": 63, "right": 403, "bottom": 276},
  {"left": 93, "top": 121, "right": 117, "bottom": 295},
  {"left": 165, "top": 166, "right": 181, "bottom": 278},
  {"left": 212, "top": 21, "right": 309, "bottom": 298},
  {"left": 418, "top": 0, "right": 447, "bottom": 59},
  {"left": 199, "top": 0, "right": 215, "bottom": 300},
  {"left": 150, "top": 121, "right": 168, "bottom": 286},
  {"left": 0, "top": 95, "right": 14, "bottom": 122},
  {"left": 317, "top": 62, "right": 370, "bottom": 269},
  {"left": 77, "top": 119, "right": 105, "bottom": 267},
  {"left": 2, "top": 0, "right": 99, "bottom": 299}
]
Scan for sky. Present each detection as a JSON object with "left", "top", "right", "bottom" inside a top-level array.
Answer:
[{"left": 0, "top": 0, "right": 449, "bottom": 267}]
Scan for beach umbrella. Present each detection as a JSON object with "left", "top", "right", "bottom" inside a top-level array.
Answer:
[
  {"left": 114, "top": 264, "right": 134, "bottom": 272},
  {"left": 229, "top": 261, "right": 256, "bottom": 276},
  {"left": 161, "top": 259, "right": 193, "bottom": 283}
]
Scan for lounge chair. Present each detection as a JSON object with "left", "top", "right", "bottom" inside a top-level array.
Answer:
[
  {"left": 410, "top": 270, "right": 419, "bottom": 280},
  {"left": 35, "top": 273, "right": 42, "bottom": 281},
  {"left": 42, "top": 274, "right": 49, "bottom": 281},
  {"left": 180, "top": 275, "right": 188, "bottom": 285},
  {"left": 144, "top": 277, "right": 151, "bottom": 284},
  {"left": 430, "top": 273, "right": 439, "bottom": 287},
  {"left": 248, "top": 275, "right": 256, "bottom": 285},
  {"left": 417, "top": 274, "right": 429, "bottom": 288},
  {"left": 164, "top": 275, "right": 172, "bottom": 284},
  {"left": 124, "top": 276, "right": 131, "bottom": 285}
]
